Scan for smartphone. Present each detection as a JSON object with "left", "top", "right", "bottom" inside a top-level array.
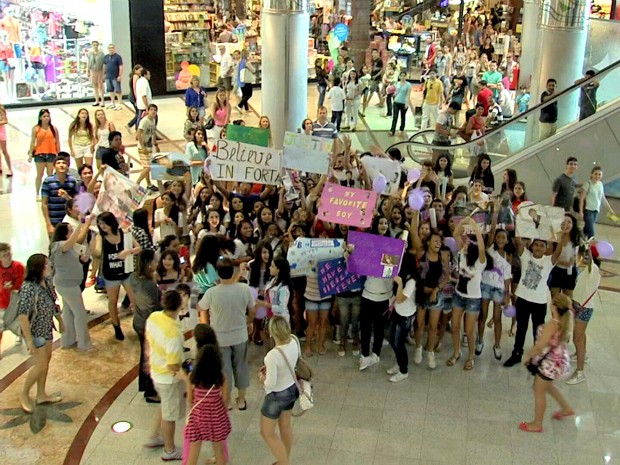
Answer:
[{"left": 180, "top": 256, "right": 186, "bottom": 265}]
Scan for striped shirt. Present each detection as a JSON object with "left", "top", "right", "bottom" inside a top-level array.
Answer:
[
  {"left": 312, "top": 120, "right": 338, "bottom": 139},
  {"left": 145, "top": 311, "right": 184, "bottom": 384},
  {"left": 41, "top": 174, "right": 78, "bottom": 225}
]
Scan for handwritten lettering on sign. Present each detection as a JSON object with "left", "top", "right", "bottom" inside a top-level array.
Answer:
[
  {"left": 210, "top": 139, "right": 282, "bottom": 185},
  {"left": 318, "top": 183, "right": 378, "bottom": 227},
  {"left": 318, "top": 258, "right": 364, "bottom": 298}
]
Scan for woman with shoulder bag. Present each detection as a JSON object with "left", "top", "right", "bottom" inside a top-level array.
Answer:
[
  {"left": 18, "top": 253, "right": 64, "bottom": 413},
  {"left": 520, "top": 293, "right": 573, "bottom": 432},
  {"left": 258, "top": 316, "right": 300, "bottom": 465}
]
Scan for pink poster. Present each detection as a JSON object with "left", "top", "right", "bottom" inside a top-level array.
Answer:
[{"left": 318, "top": 183, "right": 378, "bottom": 228}]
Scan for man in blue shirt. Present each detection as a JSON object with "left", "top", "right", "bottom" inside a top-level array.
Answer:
[
  {"left": 103, "top": 44, "right": 124, "bottom": 110},
  {"left": 41, "top": 153, "right": 78, "bottom": 236}
]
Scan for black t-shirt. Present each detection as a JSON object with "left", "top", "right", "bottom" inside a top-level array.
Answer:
[
  {"left": 101, "top": 148, "right": 127, "bottom": 172},
  {"left": 371, "top": 57, "right": 383, "bottom": 81},
  {"left": 540, "top": 91, "right": 558, "bottom": 123}
]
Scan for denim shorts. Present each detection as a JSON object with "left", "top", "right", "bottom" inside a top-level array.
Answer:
[
  {"left": 261, "top": 383, "right": 299, "bottom": 420},
  {"left": 453, "top": 293, "right": 482, "bottom": 314},
  {"left": 422, "top": 292, "right": 444, "bottom": 312},
  {"left": 305, "top": 299, "right": 332, "bottom": 312},
  {"left": 103, "top": 276, "right": 131, "bottom": 289},
  {"left": 33, "top": 336, "right": 47, "bottom": 348},
  {"left": 481, "top": 283, "right": 504, "bottom": 303},
  {"left": 442, "top": 297, "right": 453, "bottom": 314},
  {"left": 106, "top": 78, "right": 122, "bottom": 93},
  {"left": 574, "top": 301, "right": 594, "bottom": 323},
  {"left": 34, "top": 153, "right": 56, "bottom": 163}
]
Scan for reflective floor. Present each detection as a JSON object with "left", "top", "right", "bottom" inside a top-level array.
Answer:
[{"left": 0, "top": 92, "right": 620, "bottom": 465}]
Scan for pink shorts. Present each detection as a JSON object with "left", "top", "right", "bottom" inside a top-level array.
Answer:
[{"left": 0, "top": 124, "right": 6, "bottom": 141}]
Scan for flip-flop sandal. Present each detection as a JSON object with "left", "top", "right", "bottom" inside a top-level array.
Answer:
[
  {"left": 464, "top": 359, "right": 475, "bottom": 371},
  {"left": 552, "top": 410, "right": 575, "bottom": 420},
  {"left": 519, "top": 421, "right": 543, "bottom": 433},
  {"left": 446, "top": 354, "right": 461, "bottom": 366}
]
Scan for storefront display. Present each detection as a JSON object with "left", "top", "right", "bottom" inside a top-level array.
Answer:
[{"left": 0, "top": 0, "right": 116, "bottom": 106}]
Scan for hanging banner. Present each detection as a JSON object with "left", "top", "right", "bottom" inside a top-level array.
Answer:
[
  {"left": 318, "top": 257, "right": 364, "bottom": 297},
  {"left": 209, "top": 139, "right": 282, "bottom": 185},
  {"left": 516, "top": 204, "right": 565, "bottom": 242},
  {"left": 282, "top": 131, "right": 331, "bottom": 174},
  {"left": 361, "top": 156, "right": 402, "bottom": 195},
  {"left": 318, "top": 182, "right": 377, "bottom": 227},
  {"left": 287, "top": 238, "right": 344, "bottom": 277},
  {"left": 151, "top": 152, "right": 191, "bottom": 181},
  {"left": 226, "top": 124, "right": 270, "bottom": 147},
  {"left": 92, "top": 166, "right": 147, "bottom": 229},
  {"left": 346, "top": 230, "right": 406, "bottom": 278}
]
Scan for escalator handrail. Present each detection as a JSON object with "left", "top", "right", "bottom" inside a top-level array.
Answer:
[{"left": 384, "top": 57, "right": 620, "bottom": 155}]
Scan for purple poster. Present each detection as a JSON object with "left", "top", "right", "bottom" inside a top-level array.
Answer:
[
  {"left": 346, "top": 230, "right": 406, "bottom": 278},
  {"left": 318, "top": 258, "right": 364, "bottom": 298}
]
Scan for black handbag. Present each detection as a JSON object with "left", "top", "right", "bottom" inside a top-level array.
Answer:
[{"left": 204, "top": 116, "right": 215, "bottom": 130}]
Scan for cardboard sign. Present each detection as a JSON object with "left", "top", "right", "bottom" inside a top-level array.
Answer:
[
  {"left": 226, "top": 124, "right": 270, "bottom": 147},
  {"left": 92, "top": 166, "right": 147, "bottom": 229},
  {"left": 151, "top": 152, "right": 191, "bottom": 181},
  {"left": 209, "top": 139, "right": 282, "bottom": 185},
  {"left": 361, "top": 156, "right": 402, "bottom": 195},
  {"left": 318, "top": 258, "right": 363, "bottom": 297},
  {"left": 318, "top": 182, "right": 377, "bottom": 227},
  {"left": 346, "top": 230, "right": 406, "bottom": 278},
  {"left": 516, "top": 204, "right": 565, "bottom": 242},
  {"left": 451, "top": 200, "right": 515, "bottom": 234},
  {"left": 287, "top": 238, "right": 344, "bottom": 277},
  {"left": 282, "top": 131, "right": 331, "bottom": 174}
]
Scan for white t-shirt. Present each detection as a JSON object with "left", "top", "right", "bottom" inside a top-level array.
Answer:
[
  {"left": 515, "top": 249, "right": 554, "bottom": 304},
  {"left": 327, "top": 86, "right": 346, "bottom": 112},
  {"left": 455, "top": 252, "right": 485, "bottom": 299},
  {"left": 394, "top": 279, "right": 416, "bottom": 317},
  {"left": 583, "top": 180, "right": 604, "bottom": 212},
  {"left": 481, "top": 247, "right": 512, "bottom": 289},
  {"left": 263, "top": 338, "right": 299, "bottom": 394},
  {"left": 154, "top": 208, "right": 184, "bottom": 243},
  {"left": 136, "top": 76, "right": 152, "bottom": 110}
]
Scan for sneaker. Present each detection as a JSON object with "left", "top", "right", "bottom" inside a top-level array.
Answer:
[
  {"left": 333, "top": 336, "right": 342, "bottom": 345},
  {"left": 565, "top": 370, "right": 586, "bottom": 385},
  {"left": 147, "top": 185, "right": 159, "bottom": 192},
  {"left": 351, "top": 344, "right": 360, "bottom": 356},
  {"left": 359, "top": 355, "right": 372, "bottom": 371},
  {"left": 427, "top": 351, "right": 436, "bottom": 369},
  {"left": 338, "top": 345, "right": 345, "bottom": 357},
  {"left": 113, "top": 324, "right": 125, "bottom": 341},
  {"left": 386, "top": 364, "right": 400, "bottom": 375},
  {"left": 143, "top": 436, "right": 165, "bottom": 448},
  {"left": 413, "top": 346, "right": 423, "bottom": 365},
  {"left": 462, "top": 335, "right": 468, "bottom": 347},
  {"left": 493, "top": 346, "right": 502, "bottom": 361},
  {"left": 106, "top": 103, "right": 115, "bottom": 109},
  {"left": 570, "top": 353, "right": 588, "bottom": 363},
  {"left": 161, "top": 447, "right": 183, "bottom": 461},
  {"left": 475, "top": 340, "right": 484, "bottom": 356},
  {"left": 407, "top": 336, "right": 416, "bottom": 345},
  {"left": 389, "top": 372, "right": 409, "bottom": 383},
  {"left": 503, "top": 353, "right": 522, "bottom": 368},
  {"left": 15, "top": 336, "right": 22, "bottom": 346}
]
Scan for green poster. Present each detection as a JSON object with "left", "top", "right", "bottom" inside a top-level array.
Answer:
[{"left": 225, "top": 124, "right": 270, "bottom": 147}]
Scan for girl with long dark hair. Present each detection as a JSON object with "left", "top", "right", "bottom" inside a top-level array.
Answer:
[
  {"left": 68, "top": 108, "right": 95, "bottom": 168},
  {"left": 29, "top": 109, "right": 60, "bottom": 199},
  {"left": 193, "top": 235, "right": 221, "bottom": 300},
  {"left": 249, "top": 241, "right": 274, "bottom": 346},
  {"left": 186, "top": 127, "right": 208, "bottom": 185},
  {"left": 469, "top": 154, "right": 495, "bottom": 194},
  {"left": 548, "top": 214, "right": 581, "bottom": 298}
]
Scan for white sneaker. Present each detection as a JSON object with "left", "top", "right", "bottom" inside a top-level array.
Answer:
[
  {"left": 114, "top": 105, "right": 123, "bottom": 110},
  {"left": 106, "top": 103, "right": 115, "bottom": 109},
  {"left": 413, "top": 346, "right": 423, "bottom": 365},
  {"left": 570, "top": 353, "right": 588, "bottom": 363},
  {"left": 359, "top": 355, "right": 372, "bottom": 371},
  {"left": 427, "top": 351, "right": 436, "bottom": 369},
  {"left": 338, "top": 346, "right": 346, "bottom": 357},
  {"left": 389, "top": 371, "right": 409, "bottom": 383},
  {"left": 565, "top": 370, "right": 586, "bottom": 385},
  {"left": 368, "top": 353, "right": 380, "bottom": 368},
  {"left": 386, "top": 364, "right": 400, "bottom": 375},
  {"left": 161, "top": 447, "right": 183, "bottom": 461}
]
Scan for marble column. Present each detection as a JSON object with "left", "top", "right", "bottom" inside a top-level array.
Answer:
[
  {"left": 518, "top": 0, "right": 540, "bottom": 89},
  {"left": 261, "top": 0, "right": 310, "bottom": 148},
  {"left": 348, "top": 0, "right": 372, "bottom": 74}
]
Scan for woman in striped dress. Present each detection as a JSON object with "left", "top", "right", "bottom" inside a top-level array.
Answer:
[{"left": 184, "top": 344, "right": 231, "bottom": 465}]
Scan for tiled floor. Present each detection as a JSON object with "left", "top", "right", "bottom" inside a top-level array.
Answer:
[{"left": 0, "top": 92, "right": 619, "bottom": 465}]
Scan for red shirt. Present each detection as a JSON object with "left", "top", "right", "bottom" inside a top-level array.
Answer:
[
  {"left": 0, "top": 260, "right": 25, "bottom": 309},
  {"left": 477, "top": 87, "right": 494, "bottom": 116}
]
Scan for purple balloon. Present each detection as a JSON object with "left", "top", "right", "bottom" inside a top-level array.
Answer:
[
  {"left": 444, "top": 237, "right": 457, "bottom": 253},
  {"left": 407, "top": 168, "right": 421, "bottom": 183},
  {"left": 408, "top": 189, "right": 425, "bottom": 210},
  {"left": 75, "top": 192, "right": 96, "bottom": 214},
  {"left": 255, "top": 305, "right": 267, "bottom": 320},
  {"left": 596, "top": 240, "right": 614, "bottom": 259},
  {"left": 503, "top": 305, "right": 517, "bottom": 318},
  {"left": 372, "top": 174, "right": 387, "bottom": 193}
]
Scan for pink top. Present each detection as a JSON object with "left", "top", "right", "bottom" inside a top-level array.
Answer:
[
  {"left": 214, "top": 106, "right": 228, "bottom": 127},
  {"left": 0, "top": 124, "right": 6, "bottom": 141}
]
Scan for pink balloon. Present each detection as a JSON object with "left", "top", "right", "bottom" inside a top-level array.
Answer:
[
  {"left": 408, "top": 190, "right": 424, "bottom": 210},
  {"left": 595, "top": 240, "right": 614, "bottom": 259},
  {"left": 503, "top": 305, "right": 517, "bottom": 318},
  {"left": 75, "top": 192, "right": 96, "bottom": 214},
  {"left": 407, "top": 168, "right": 421, "bottom": 183},
  {"left": 373, "top": 174, "right": 387, "bottom": 193},
  {"left": 444, "top": 237, "right": 457, "bottom": 253},
  {"left": 327, "top": 59, "right": 334, "bottom": 72},
  {"left": 255, "top": 306, "right": 267, "bottom": 320}
]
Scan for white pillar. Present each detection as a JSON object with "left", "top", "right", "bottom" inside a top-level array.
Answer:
[
  {"left": 261, "top": 0, "right": 310, "bottom": 148},
  {"left": 518, "top": 0, "right": 540, "bottom": 89}
]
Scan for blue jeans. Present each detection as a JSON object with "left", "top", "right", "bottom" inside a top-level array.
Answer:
[
  {"left": 337, "top": 295, "right": 361, "bottom": 342},
  {"left": 331, "top": 111, "right": 343, "bottom": 131},
  {"left": 584, "top": 209, "right": 598, "bottom": 238},
  {"left": 317, "top": 85, "right": 327, "bottom": 108},
  {"left": 388, "top": 312, "right": 413, "bottom": 374}
]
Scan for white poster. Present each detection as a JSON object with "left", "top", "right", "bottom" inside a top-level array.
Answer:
[
  {"left": 361, "top": 156, "right": 402, "bottom": 195},
  {"left": 209, "top": 139, "right": 282, "bottom": 185},
  {"left": 516, "top": 204, "right": 565, "bottom": 242},
  {"left": 282, "top": 131, "right": 331, "bottom": 175},
  {"left": 92, "top": 167, "right": 147, "bottom": 229},
  {"left": 287, "top": 238, "right": 345, "bottom": 277}
]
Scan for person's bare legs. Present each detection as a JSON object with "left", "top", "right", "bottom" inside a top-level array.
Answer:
[
  {"left": 106, "top": 285, "right": 121, "bottom": 325},
  {"left": 478, "top": 300, "right": 490, "bottom": 347},
  {"left": 427, "top": 310, "right": 441, "bottom": 352},
  {"left": 547, "top": 381, "right": 573, "bottom": 415},
  {"left": 414, "top": 308, "right": 427, "bottom": 350},
  {"left": 0, "top": 140, "right": 12, "bottom": 174},
  {"left": 317, "top": 309, "right": 329, "bottom": 354},
  {"left": 186, "top": 440, "right": 202, "bottom": 465},
  {"left": 278, "top": 411, "right": 293, "bottom": 457},
  {"left": 493, "top": 305, "right": 503, "bottom": 349},
  {"left": 305, "top": 311, "right": 317, "bottom": 356},
  {"left": 464, "top": 312, "right": 477, "bottom": 365},
  {"left": 236, "top": 388, "right": 246, "bottom": 407},
  {"left": 260, "top": 415, "right": 289, "bottom": 465},
  {"left": 34, "top": 162, "right": 46, "bottom": 196},
  {"left": 449, "top": 308, "right": 464, "bottom": 361},
  {"left": 524, "top": 376, "right": 548, "bottom": 430},
  {"left": 161, "top": 418, "right": 176, "bottom": 454},
  {"left": 20, "top": 343, "right": 49, "bottom": 410},
  {"left": 38, "top": 341, "right": 54, "bottom": 401},
  {"left": 212, "top": 441, "right": 227, "bottom": 465},
  {"left": 573, "top": 320, "right": 587, "bottom": 371}
]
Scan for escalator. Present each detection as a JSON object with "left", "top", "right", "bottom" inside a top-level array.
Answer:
[{"left": 383, "top": 58, "right": 620, "bottom": 205}]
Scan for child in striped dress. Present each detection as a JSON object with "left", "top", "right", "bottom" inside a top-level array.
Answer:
[{"left": 184, "top": 343, "right": 231, "bottom": 465}]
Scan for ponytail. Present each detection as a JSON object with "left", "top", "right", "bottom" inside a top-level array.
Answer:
[{"left": 552, "top": 294, "right": 572, "bottom": 342}]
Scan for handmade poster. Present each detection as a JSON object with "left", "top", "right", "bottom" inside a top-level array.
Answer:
[
  {"left": 516, "top": 204, "right": 564, "bottom": 242},
  {"left": 287, "top": 238, "right": 344, "bottom": 277},
  {"left": 346, "top": 230, "right": 406, "bottom": 278},
  {"left": 226, "top": 124, "right": 270, "bottom": 147},
  {"left": 451, "top": 200, "right": 515, "bottom": 234},
  {"left": 361, "top": 156, "right": 402, "bottom": 195},
  {"left": 92, "top": 166, "right": 147, "bottom": 229},
  {"left": 150, "top": 152, "right": 191, "bottom": 181},
  {"left": 318, "top": 182, "right": 377, "bottom": 227},
  {"left": 209, "top": 139, "right": 282, "bottom": 185},
  {"left": 318, "top": 257, "right": 364, "bottom": 297},
  {"left": 282, "top": 131, "right": 331, "bottom": 174}
]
